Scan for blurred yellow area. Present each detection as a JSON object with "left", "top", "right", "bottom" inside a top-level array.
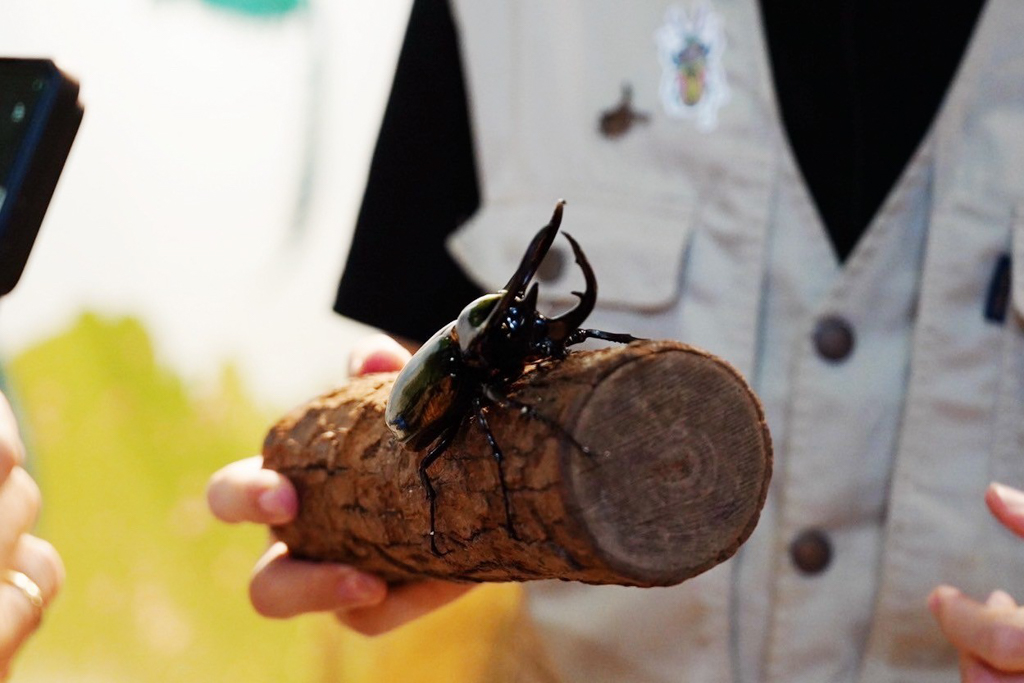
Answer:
[{"left": 6, "top": 313, "right": 525, "bottom": 683}]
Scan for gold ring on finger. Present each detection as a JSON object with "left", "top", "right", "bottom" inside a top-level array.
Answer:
[{"left": 3, "top": 569, "right": 44, "bottom": 611}]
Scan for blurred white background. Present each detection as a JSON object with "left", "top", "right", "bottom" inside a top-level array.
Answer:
[{"left": 0, "top": 0, "right": 411, "bottom": 409}]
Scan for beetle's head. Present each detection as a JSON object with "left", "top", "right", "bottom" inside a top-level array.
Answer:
[
  {"left": 454, "top": 200, "right": 598, "bottom": 366},
  {"left": 455, "top": 283, "right": 542, "bottom": 360}
]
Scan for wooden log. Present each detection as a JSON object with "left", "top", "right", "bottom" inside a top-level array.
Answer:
[{"left": 263, "top": 340, "right": 772, "bottom": 587}]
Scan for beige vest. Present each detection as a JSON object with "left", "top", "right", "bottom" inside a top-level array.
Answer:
[{"left": 446, "top": 1, "right": 1024, "bottom": 681}]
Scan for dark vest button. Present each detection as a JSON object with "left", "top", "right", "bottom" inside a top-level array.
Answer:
[
  {"left": 813, "top": 316, "right": 855, "bottom": 362},
  {"left": 789, "top": 529, "right": 833, "bottom": 575}
]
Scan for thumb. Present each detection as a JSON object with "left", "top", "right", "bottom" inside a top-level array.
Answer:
[
  {"left": 347, "top": 334, "right": 412, "bottom": 376},
  {"left": 986, "top": 483, "right": 1024, "bottom": 539}
]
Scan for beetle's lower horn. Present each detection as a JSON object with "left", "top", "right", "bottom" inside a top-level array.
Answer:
[{"left": 546, "top": 232, "right": 597, "bottom": 343}]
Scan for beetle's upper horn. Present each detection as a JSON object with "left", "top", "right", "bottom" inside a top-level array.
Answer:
[
  {"left": 470, "top": 201, "right": 566, "bottom": 353},
  {"left": 502, "top": 200, "right": 565, "bottom": 296}
]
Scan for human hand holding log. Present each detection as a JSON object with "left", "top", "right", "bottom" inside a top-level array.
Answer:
[{"left": 263, "top": 339, "right": 772, "bottom": 588}]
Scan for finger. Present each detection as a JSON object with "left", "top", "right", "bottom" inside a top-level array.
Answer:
[
  {"left": 340, "top": 579, "right": 474, "bottom": 637},
  {"left": 961, "top": 652, "right": 1024, "bottom": 682},
  {"left": 931, "top": 585, "right": 1024, "bottom": 671},
  {"left": 0, "top": 394, "right": 24, "bottom": 485},
  {"left": 0, "top": 469, "right": 40, "bottom": 569},
  {"left": 207, "top": 456, "right": 297, "bottom": 525},
  {"left": 987, "top": 483, "right": 1024, "bottom": 539},
  {"left": 0, "top": 535, "right": 64, "bottom": 667},
  {"left": 10, "top": 535, "right": 63, "bottom": 608},
  {"left": 347, "top": 334, "right": 412, "bottom": 376},
  {"left": 989, "top": 590, "right": 1019, "bottom": 610},
  {"left": 249, "top": 542, "right": 388, "bottom": 619}
]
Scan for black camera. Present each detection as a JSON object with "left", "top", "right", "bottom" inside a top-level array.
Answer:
[{"left": 0, "top": 58, "right": 83, "bottom": 296}]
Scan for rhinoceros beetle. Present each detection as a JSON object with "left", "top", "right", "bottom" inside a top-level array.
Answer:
[{"left": 385, "top": 201, "right": 640, "bottom": 554}]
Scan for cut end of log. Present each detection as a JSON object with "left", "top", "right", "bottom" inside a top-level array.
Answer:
[{"left": 562, "top": 344, "right": 771, "bottom": 585}]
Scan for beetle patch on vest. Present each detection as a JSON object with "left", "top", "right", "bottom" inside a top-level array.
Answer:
[{"left": 655, "top": 3, "right": 729, "bottom": 131}]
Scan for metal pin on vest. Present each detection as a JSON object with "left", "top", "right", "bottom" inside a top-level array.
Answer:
[{"left": 599, "top": 84, "right": 650, "bottom": 139}]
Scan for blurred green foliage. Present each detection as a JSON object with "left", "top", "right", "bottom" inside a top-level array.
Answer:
[
  {"left": 7, "top": 313, "right": 327, "bottom": 682},
  {"left": 4, "top": 312, "right": 526, "bottom": 683}
]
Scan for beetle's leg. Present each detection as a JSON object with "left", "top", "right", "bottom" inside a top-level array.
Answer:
[
  {"left": 472, "top": 397, "right": 518, "bottom": 542},
  {"left": 482, "top": 385, "right": 596, "bottom": 459},
  {"left": 563, "top": 328, "right": 644, "bottom": 348},
  {"left": 419, "top": 423, "right": 460, "bottom": 556}
]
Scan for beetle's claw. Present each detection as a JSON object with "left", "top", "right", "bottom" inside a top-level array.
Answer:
[{"left": 429, "top": 531, "right": 450, "bottom": 557}]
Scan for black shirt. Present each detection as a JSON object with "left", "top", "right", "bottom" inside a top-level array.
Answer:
[{"left": 335, "top": 0, "right": 985, "bottom": 343}]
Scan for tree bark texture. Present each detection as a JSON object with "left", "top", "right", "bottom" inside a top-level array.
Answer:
[{"left": 263, "top": 340, "right": 772, "bottom": 587}]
